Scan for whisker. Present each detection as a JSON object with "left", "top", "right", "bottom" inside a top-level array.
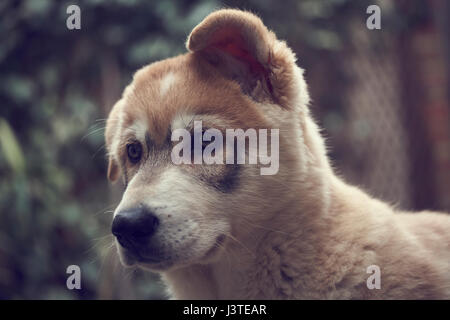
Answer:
[
  {"left": 228, "top": 213, "right": 292, "bottom": 236},
  {"left": 224, "top": 233, "right": 255, "bottom": 258},
  {"left": 81, "top": 126, "right": 106, "bottom": 142},
  {"left": 92, "top": 144, "right": 106, "bottom": 159},
  {"left": 93, "top": 202, "right": 119, "bottom": 217}
]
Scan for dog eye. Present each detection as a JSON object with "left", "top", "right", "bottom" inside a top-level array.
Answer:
[{"left": 126, "top": 142, "right": 142, "bottom": 164}]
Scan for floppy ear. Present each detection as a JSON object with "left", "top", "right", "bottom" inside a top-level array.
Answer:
[
  {"left": 107, "top": 157, "right": 119, "bottom": 182},
  {"left": 105, "top": 100, "right": 123, "bottom": 183},
  {"left": 186, "top": 9, "right": 298, "bottom": 107}
]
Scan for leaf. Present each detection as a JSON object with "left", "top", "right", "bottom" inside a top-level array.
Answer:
[{"left": 0, "top": 118, "right": 26, "bottom": 175}]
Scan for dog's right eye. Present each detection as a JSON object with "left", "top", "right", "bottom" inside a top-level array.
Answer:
[{"left": 126, "top": 142, "right": 142, "bottom": 164}]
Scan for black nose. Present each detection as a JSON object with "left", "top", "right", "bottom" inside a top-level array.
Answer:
[{"left": 111, "top": 207, "right": 159, "bottom": 250}]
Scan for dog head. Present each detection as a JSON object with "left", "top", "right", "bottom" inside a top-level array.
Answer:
[{"left": 105, "top": 9, "right": 317, "bottom": 271}]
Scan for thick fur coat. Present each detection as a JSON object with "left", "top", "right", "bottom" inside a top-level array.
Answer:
[{"left": 105, "top": 9, "right": 450, "bottom": 299}]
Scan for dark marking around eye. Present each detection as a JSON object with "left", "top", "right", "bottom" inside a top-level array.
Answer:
[
  {"left": 166, "top": 127, "right": 172, "bottom": 146},
  {"left": 200, "top": 164, "right": 240, "bottom": 193},
  {"left": 145, "top": 132, "right": 152, "bottom": 158},
  {"left": 216, "top": 164, "right": 240, "bottom": 193}
]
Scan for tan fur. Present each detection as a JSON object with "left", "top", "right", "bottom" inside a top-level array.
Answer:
[{"left": 105, "top": 9, "right": 450, "bottom": 299}]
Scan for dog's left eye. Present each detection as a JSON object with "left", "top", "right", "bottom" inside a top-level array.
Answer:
[{"left": 126, "top": 142, "right": 142, "bottom": 164}]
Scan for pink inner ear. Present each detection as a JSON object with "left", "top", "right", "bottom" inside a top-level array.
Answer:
[{"left": 210, "top": 27, "right": 267, "bottom": 76}]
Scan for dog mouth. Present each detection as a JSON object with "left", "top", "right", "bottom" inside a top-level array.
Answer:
[
  {"left": 116, "top": 241, "right": 164, "bottom": 266},
  {"left": 120, "top": 248, "right": 171, "bottom": 271},
  {"left": 117, "top": 234, "right": 227, "bottom": 270}
]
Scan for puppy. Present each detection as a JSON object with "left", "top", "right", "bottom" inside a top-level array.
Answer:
[{"left": 105, "top": 9, "right": 450, "bottom": 299}]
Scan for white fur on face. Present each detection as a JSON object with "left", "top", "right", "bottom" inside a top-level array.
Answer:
[
  {"left": 160, "top": 72, "right": 177, "bottom": 97},
  {"left": 125, "top": 118, "right": 148, "bottom": 143},
  {"left": 113, "top": 165, "right": 230, "bottom": 270},
  {"left": 109, "top": 103, "right": 125, "bottom": 160},
  {"left": 171, "top": 112, "right": 195, "bottom": 131},
  {"left": 171, "top": 112, "right": 236, "bottom": 132}
]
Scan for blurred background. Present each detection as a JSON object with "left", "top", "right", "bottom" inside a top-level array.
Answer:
[{"left": 0, "top": 0, "right": 449, "bottom": 299}]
